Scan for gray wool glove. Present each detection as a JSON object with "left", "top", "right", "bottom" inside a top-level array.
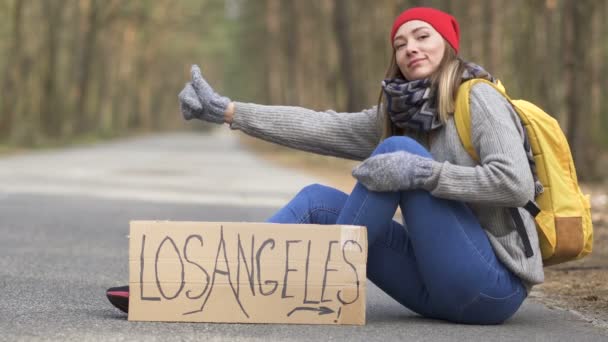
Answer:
[
  {"left": 178, "top": 64, "right": 231, "bottom": 123},
  {"left": 178, "top": 82, "right": 203, "bottom": 120},
  {"left": 352, "top": 151, "right": 435, "bottom": 192}
]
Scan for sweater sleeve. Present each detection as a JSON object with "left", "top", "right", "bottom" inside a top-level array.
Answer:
[
  {"left": 229, "top": 102, "right": 381, "bottom": 161},
  {"left": 419, "top": 83, "right": 535, "bottom": 206}
]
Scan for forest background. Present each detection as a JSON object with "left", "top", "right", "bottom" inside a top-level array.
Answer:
[
  {"left": 0, "top": 0, "right": 606, "bottom": 181},
  {"left": 1, "top": 0, "right": 608, "bottom": 326}
]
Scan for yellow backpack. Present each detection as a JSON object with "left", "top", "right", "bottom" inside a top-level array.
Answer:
[{"left": 454, "top": 78, "right": 593, "bottom": 266}]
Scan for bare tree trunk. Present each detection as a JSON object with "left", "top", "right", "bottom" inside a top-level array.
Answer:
[
  {"left": 76, "top": 0, "right": 100, "bottom": 133},
  {"left": 602, "top": 1, "right": 608, "bottom": 137},
  {"left": 562, "top": 0, "right": 575, "bottom": 134},
  {"left": 264, "top": 0, "right": 282, "bottom": 104},
  {"left": 486, "top": 0, "right": 503, "bottom": 75},
  {"left": 333, "top": 0, "right": 365, "bottom": 111},
  {"left": 282, "top": 0, "right": 299, "bottom": 105},
  {"left": 41, "top": 0, "right": 64, "bottom": 139},
  {"left": 319, "top": 0, "right": 338, "bottom": 108},
  {"left": 62, "top": 0, "right": 83, "bottom": 137},
  {"left": 467, "top": 0, "right": 483, "bottom": 61},
  {"left": 562, "top": 0, "right": 596, "bottom": 180},
  {"left": 590, "top": 1, "right": 603, "bottom": 135},
  {"left": 0, "top": 0, "right": 25, "bottom": 141},
  {"left": 543, "top": 0, "right": 559, "bottom": 116},
  {"left": 533, "top": 1, "right": 550, "bottom": 110},
  {"left": 113, "top": 23, "right": 136, "bottom": 133}
]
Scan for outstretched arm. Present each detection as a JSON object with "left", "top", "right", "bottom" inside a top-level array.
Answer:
[
  {"left": 180, "top": 65, "right": 381, "bottom": 161},
  {"left": 229, "top": 102, "right": 380, "bottom": 161}
]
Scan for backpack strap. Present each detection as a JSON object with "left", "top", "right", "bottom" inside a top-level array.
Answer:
[
  {"left": 454, "top": 78, "right": 510, "bottom": 162},
  {"left": 509, "top": 208, "right": 535, "bottom": 258},
  {"left": 454, "top": 80, "right": 481, "bottom": 162},
  {"left": 454, "top": 79, "right": 535, "bottom": 258}
]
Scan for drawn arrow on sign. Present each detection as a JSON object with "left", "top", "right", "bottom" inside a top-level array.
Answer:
[{"left": 287, "top": 306, "right": 335, "bottom": 317}]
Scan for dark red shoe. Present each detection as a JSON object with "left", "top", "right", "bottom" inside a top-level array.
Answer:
[{"left": 106, "top": 285, "right": 129, "bottom": 313}]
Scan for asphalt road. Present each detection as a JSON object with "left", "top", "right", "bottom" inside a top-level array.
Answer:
[{"left": 1, "top": 130, "right": 606, "bottom": 341}]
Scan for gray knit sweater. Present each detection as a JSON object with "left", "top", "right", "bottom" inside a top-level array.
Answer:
[{"left": 230, "top": 83, "right": 544, "bottom": 290}]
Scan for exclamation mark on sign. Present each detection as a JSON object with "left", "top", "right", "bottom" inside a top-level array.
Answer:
[{"left": 334, "top": 306, "right": 342, "bottom": 323}]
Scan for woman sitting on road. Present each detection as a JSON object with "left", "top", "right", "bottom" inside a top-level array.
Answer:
[{"left": 107, "top": 7, "right": 543, "bottom": 325}]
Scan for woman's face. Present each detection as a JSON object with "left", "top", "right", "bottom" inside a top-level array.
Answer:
[{"left": 393, "top": 20, "right": 446, "bottom": 81}]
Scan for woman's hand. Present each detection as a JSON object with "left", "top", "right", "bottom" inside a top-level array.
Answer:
[
  {"left": 352, "top": 151, "right": 433, "bottom": 192},
  {"left": 178, "top": 65, "right": 231, "bottom": 124}
]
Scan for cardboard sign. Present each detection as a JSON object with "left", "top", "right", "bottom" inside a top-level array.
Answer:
[{"left": 128, "top": 221, "right": 367, "bottom": 325}]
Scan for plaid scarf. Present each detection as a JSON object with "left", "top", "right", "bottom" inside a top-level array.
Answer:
[{"left": 382, "top": 61, "right": 495, "bottom": 132}]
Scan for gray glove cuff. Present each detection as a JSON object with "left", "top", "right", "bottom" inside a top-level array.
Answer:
[
  {"left": 412, "top": 156, "right": 434, "bottom": 188},
  {"left": 207, "top": 95, "right": 231, "bottom": 124}
]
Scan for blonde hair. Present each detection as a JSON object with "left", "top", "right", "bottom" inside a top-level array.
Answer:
[{"left": 377, "top": 41, "right": 465, "bottom": 141}]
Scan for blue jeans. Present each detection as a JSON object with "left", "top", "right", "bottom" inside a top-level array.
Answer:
[{"left": 267, "top": 136, "right": 527, "bottom": 325}]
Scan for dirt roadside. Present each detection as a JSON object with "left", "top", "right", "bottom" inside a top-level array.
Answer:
[{"left": 241, "top": 135, "right": 608, "bottom": 329}]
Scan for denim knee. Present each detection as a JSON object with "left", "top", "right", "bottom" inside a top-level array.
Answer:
[
  {"left": 269, "top": 183, "right": 347, "bottom": 224},
  {"left": 288, "top": 184, "right": 348, "bottom": 224},
  {"left": 293, "top": 184, "right": 348, "bottom": 211},
  {"left": 372, "top": 136, "right": 432, "bottom": 158},
  {"left": 296, "top": 183, "right": 344, "bottom": 199}
]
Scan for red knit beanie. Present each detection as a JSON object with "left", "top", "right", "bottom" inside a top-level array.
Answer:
[{"left": 390, "top": 7, "right": 460, "bottom": 54}]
